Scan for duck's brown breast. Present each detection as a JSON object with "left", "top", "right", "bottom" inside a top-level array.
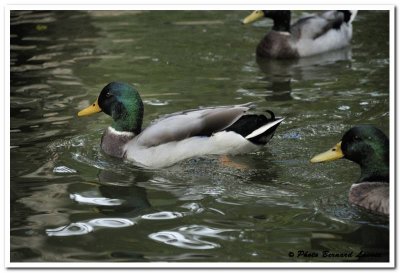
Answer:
[
  {"left": 256, "top": 32, "right": 299, "bottom": 59},
  {"left": 101, "top": 127, "right": 135, "bottom": 158},
  {"left": 349, "top": 182, "right": 389, "bottom": 216}
]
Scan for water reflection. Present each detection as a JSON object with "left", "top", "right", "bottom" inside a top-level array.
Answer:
[
  {"left": 45, "top": 168, "right": 209, "bottom": 237},
  {"left": 45, "top": 169, "right": 151, "bottom": 236},
  {"left": 255, "top": 47, "right": 353, "bottom": 101},
  {"left": 257, "top": 47, "right": 352, "bottom": 79},
  {"left": 311, "top": 225, "right": 389, "bottom": 262},
  {"left": 96, "top": 171, "right": 151, "bottom": 216}
]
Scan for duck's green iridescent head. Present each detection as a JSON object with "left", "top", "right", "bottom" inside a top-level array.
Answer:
[
  {"left": 340, "top": 125, "right": 389, "bottom": 165},
  {"left": 311, "top": 125, "right": 389, "bottom": 183},
  {"left": 78, "top": 82, "right": 144, "bottom": 134}
]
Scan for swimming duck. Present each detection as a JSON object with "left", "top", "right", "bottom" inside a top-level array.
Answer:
[
  {"left": 242, "top": 10, "right": 357, "bottom": 59},
  {"left": 78, "top": 82, "right": 284, "bottom": 168},
  {"left": 311, "top": 125, "right": 389, "bottom": 216}
]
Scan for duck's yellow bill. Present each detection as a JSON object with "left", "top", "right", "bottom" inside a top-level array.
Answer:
[
  {"left": 242, "top": 10, "right": 264, "bottom": 24},
  {"left": 310, "top": 142, "right": 344, "bottom": 163},
  {"left": 77, "top": 99, "right": 102, "bottom": 117}
]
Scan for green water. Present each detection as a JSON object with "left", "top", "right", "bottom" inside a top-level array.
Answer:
[{"left": 10, "top": 10, "right": 390, "bottom": 263}]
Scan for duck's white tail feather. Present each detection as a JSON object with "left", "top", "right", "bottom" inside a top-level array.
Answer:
[
  {"left": 349, "top": 10, "right": 358, "bottom": 24},
  {"left": 245, "top": 118, "right": 284, "bottom": 139}
]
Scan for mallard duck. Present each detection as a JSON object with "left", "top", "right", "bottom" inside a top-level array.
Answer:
[
  {"left": 311, "top": 125, "right": 389, "bottom": 216},
  {"left": 78, "top": 82, "right": 284, "bottom": 168},
  {"left": 242, "top": 10, "right": 357, "bottom": 59}
]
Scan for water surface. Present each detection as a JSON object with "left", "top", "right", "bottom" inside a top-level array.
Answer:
[{"left": 10, "top": 10, "right": 390, "bottom": 263}]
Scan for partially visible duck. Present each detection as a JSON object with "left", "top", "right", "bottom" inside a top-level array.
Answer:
[
  {"left": 78, "top": 82, "right": 284, "bottom": 168},
  {"left": 311, "top": 125, "right": 389, "bottom": 216},
  {"left": 242, "top": 10, "right": 357, "bottom": 59}
]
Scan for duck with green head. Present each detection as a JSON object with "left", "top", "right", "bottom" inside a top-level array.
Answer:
[
  {"left": 242, "top": 10, "right": 357, "bottom": 59},
  {"left": 78, "top": 82, "right": 284, "bottom": 168},
  {"left": 311, "top": 125, "right": 389, "bottom": 216}
]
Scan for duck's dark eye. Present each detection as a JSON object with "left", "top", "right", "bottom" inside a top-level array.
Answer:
[
  {"left": 105, "top": 92, "right": 112, "bottom": 98},
  {"left": 353, "top": 135, "right": 361, "bottom": 141}
]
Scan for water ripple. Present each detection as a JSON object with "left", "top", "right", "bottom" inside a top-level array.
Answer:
[
  {"left": 46, "top": 218, "right": 134, "bottom": 237},
  {"left": 181, "top": 202, "right": 204, "bottom": 213},
  {"left": 143, "top": 99, "right": 169, "bottom": 106},
  {"left": 141, "top": 211, "right": 184, "bottom": 220},
  {"left": 149, "top": 231, "right": 218, "bottom": 250},
  {"left": 172, "top": 20, "right": 224, "bottom": 26},
  {"left": 88, "top": 218, "right": 133, "bottom": 228},
  {"left": 149, "top": 225, "right": 234, "bottom": 250},
  {"left": 46, "top": 222, "right": 93, "bottom": 237}
]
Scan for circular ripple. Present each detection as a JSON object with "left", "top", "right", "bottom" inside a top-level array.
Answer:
[
  {"left": 149, "top": 231, "right": 220, "bottom": 250},
  {"left": 46, "top": 222, "right": 93, "bottom": 237},
  {"left": 88, "top": 218, "right": 134, "bottom": 228}
]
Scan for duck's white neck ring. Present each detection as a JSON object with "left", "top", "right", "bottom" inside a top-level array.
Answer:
[
  {"left": 108, "top": 126, "right": 135, "bottom": 137},
  {"left": 276, "top": 31, "right": 291, "bottom": 36}
]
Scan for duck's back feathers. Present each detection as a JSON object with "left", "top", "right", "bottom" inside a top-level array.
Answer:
[
  {"left": 349, "top": 182, "right": 389, "bottom": 216},
  {"left": 135, "top": 105, "right": 250, "bottom": 147},
  {"left": 291, "top": 12, "right": 342, "bottom": 40}
]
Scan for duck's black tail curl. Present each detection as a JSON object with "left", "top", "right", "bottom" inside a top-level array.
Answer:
[
  {"left": 337, "top": 10, "right": 357, "bottom": 24},
  {"left": 225, "top": 110, "right": 283, "bottom": 145}
]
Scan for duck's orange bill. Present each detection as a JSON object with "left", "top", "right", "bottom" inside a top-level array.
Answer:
[
  {"left": 310, "top": 142, "right": 344, "bottom": 163},
  {"left": 77, "top": 99, "right": 102, "bottom": 117},
  {"left": 242, "top": 10, "right": 264, "bottom": 24}
]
